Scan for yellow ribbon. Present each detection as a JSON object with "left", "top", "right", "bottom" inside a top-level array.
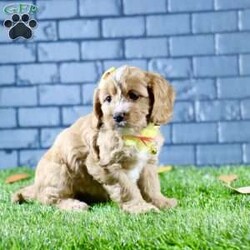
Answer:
[
  {"left": 123, "top": 124, "right": 159, "bottom": 155},
  {"left": 101, "top": 67, "right": 116, "bottom": 80}
]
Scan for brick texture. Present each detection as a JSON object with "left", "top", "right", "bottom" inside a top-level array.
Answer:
[
  {"left": 218, "top": 78, "right": 250, "bottom": 99},
  {"left": 161, "top": 125, "right": 171, "bottom": 144},
  {"left": 0, "top": 0, "right": 249, "bottom": 167},
  {"left": 125, "top": 38, "right": 168, "bottom": 58},
  {"left": 197, "top": 145, "right": 242, "bottom": 165},
  {"left": 0, "top": 87, "right": 37, "bottom": 107},
  {"left": 240, "top": 55, "right": 250, "bottom": 75},
  {"left": 146, "top": 14, "right": 190, "bottom": 36},
  {"left": 0, "top": 129, "right": 39, "bottom": 149},
  {"left": 18, "top": 108, "right": 60, "bottom": 127},
  {"left": 37, "top": 0, "right": 77, "bottom": 19},
  {"left": 102, "top": 17, "right": 144, "bottom": 37},
  {"left": 216, "top": 33, "right": 250, "bottom": 54},
  {"left": 172, "top": 102, "right": 194, "bottom": 122},
  {"left": 215, "top": 0, "right": 250, "bottom": 10},
  {"left": 81, "top": 40, "right": 122, "bottom": 59},
  {"left": 219, "top": 122, "right": 250, "bottom": 143},
  {"left": 169, "top": 0, "right": 213, "bottom": 12},
  {"left": 195, "top": 101, "right": 240, "bottom": 121},
  {"left": 0, "top": 66, "right": 15, "bottom": 85},
  {"left": 193, "top": 56, "right": 238, "bottom": 77},
  {"left": 0, "top": 150, "right": 18, "bottom": 169},
  {"left": 0, "top": 109, "right": 16, "bottom": 128},
  {"left": 241, "top": 100, "right": 250, "bottom": 119},
  {"left": 172, "top": 79, "right": 216, "bottom": 100},
  {"left": 192, "top": 12, "right": 237, "bottom": 33},
  {"left": 170, "top": 35, "right": 214, "bottom": 56},
  {"left": 19, "top": 150, "right": 46, "bottom": 167},
  {"left": 82, "top": 84, "right": 95, "bottom": 105},
  {"left": 17, "top": 64, "right": 59, "bottom": 85},
  {"left": 35, "top": 21, "right": 57, "bottom": 41},
  {"left": 243, "top": 144, "right": 250, "bottom": 163},
  {"left": 59, "top": 20, "right": 100, "bottom": 39},
  {"left": 41, "top": 128, "right": 64, "bottom": 148},
  {"left": 173, "top": 123, "right": 217, "bottom": 144},
  {"left": 39, "top": 85, "right": 81, "bottom": 105},
  {"left": 239, "top": 10, "right": 250, "bottom": 30},
  {"left": 104, "top": 60, "right": 147, "bottom": 71},
  {"left": 38, "top": 42, "right": 79, "bottom": 62},
  {"left": 0, "top": 44, "right": 35, "bottom": 63},
  {"left": 60, "top": 62, "right": 98, "bottom": 83},
  {"left": 79, "top": 0, "right": 121, "bottom": 16},
  {"left": 124, "top": 0, "right": 166, "bottom": 14},
  {"left": 160, "top": 145, "right": 195, "bottom": 165},
  {"left": 62, "top": 106, "right": 92, "bottom": 125},
  {"left": 149, "top": 58, "right": 191, "bottom": 78}
]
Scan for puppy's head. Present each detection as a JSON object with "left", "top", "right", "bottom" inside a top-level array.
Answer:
[{"left": 93, "top": 65, "right": 175, "bottom": 131}]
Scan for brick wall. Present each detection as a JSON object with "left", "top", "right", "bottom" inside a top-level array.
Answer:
[{"left": 0, "top": 0, "right": 250, "bottom": 168}]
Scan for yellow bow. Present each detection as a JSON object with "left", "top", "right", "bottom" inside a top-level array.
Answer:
[
  {"left": 101, "top": 67, "right": 116, "bottom": 80},
  {"left": 122, "top": 124, "right": 159, "bottom": 155}
]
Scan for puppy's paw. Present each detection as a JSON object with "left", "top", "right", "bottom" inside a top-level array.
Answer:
[
  {"left": 122, "top": 201, "right": 159, "bottom": 214},
  {"left": 152, "top": 196, "right": 178, "bottom": 209},
  {"left": 11, "top": 192, "right": 25, "bottom": 204},
  {"left": 57, "top": 199, "right": 89, "bottom": 212}
]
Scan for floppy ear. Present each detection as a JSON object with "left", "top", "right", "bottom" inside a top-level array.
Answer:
[
  {"left": 147, "top": 72, "right": 175, "bottom": 125},
  {"left": 93, "top": 89, "right": 102, "bottom": 128}
]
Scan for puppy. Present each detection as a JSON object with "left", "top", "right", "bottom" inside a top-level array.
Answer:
[{"left": 12, "top": 65, "right": 177, "bottom": 214}]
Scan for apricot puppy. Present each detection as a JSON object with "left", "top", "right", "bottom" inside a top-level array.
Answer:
[{"left": 12, "top": 65, "right": 177, "bottom": 214}]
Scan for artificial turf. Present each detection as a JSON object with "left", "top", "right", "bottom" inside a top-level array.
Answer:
[{"left": 0, "top": 166, "right": 249, "bottom": 250}]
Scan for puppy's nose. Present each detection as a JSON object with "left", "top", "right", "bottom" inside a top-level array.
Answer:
[{"left": 113, "top": 113, "right": 124, "bottom": 123}]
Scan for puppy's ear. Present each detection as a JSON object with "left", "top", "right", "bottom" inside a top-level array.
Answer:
[
  {"left": 93, "top": 89, "right": 102, "bottom": 128},
  {"left": 147, "top": 72, "right": 175, "bottom": 125}
]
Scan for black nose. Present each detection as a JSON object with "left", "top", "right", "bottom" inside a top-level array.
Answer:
[{"left": 113, "top": 113, "right": 124, "bottom": 123}]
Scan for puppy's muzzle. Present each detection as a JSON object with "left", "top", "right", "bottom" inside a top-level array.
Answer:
[{"left": 113, "top": 112, "right": 125, "bottom": 123}]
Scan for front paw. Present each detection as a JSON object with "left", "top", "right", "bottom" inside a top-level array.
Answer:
[
  {"left": 57, "top": 199, "right": 89, "bottom": 211},
  {"left": 122, "top": 201, "right": 159, "bottom": 214},
  {"left": 152, "top": 196, "right": 178, "bottom": 209}
]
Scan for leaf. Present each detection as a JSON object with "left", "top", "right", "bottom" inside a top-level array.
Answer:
[
  {"left": 218, "top": 174, "right": 238, "bottom": 184},
  {"left": 5, "top": 173, "right": 30, "bottom": 184},
  {"left": 157, "top": 166, "right": 173, "bottom": 174},
  {"left": 231, "top": 186, "right": 250, "bottom": 194}
]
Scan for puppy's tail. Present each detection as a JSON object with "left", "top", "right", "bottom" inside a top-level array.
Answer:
[{"left": 11, "top": 184, "right": 36, "bottom": 204}]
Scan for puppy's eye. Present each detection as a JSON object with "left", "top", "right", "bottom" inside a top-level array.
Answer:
[
  {"left": 128, "top": 92, "right": 139, "bottom": 101},
  {"left": 104, "top": 95, "right": 112, "bottom": 103}
]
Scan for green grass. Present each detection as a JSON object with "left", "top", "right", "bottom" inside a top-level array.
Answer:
[{"left": 0, "top": 166, "right": 249, "bottom": 250}]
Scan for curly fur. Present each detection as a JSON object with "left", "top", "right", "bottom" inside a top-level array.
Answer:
[{"left": 12, "top": 65, "right": 177, "bottom": 214}]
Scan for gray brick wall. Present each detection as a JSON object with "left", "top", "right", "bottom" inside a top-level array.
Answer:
[{"left": 0, "top": 0, "right": 250, "bottom": 168}]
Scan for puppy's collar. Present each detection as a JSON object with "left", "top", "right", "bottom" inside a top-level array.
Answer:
[{"left": 122, "top": 123, "right": 160, "bottom": 155}]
